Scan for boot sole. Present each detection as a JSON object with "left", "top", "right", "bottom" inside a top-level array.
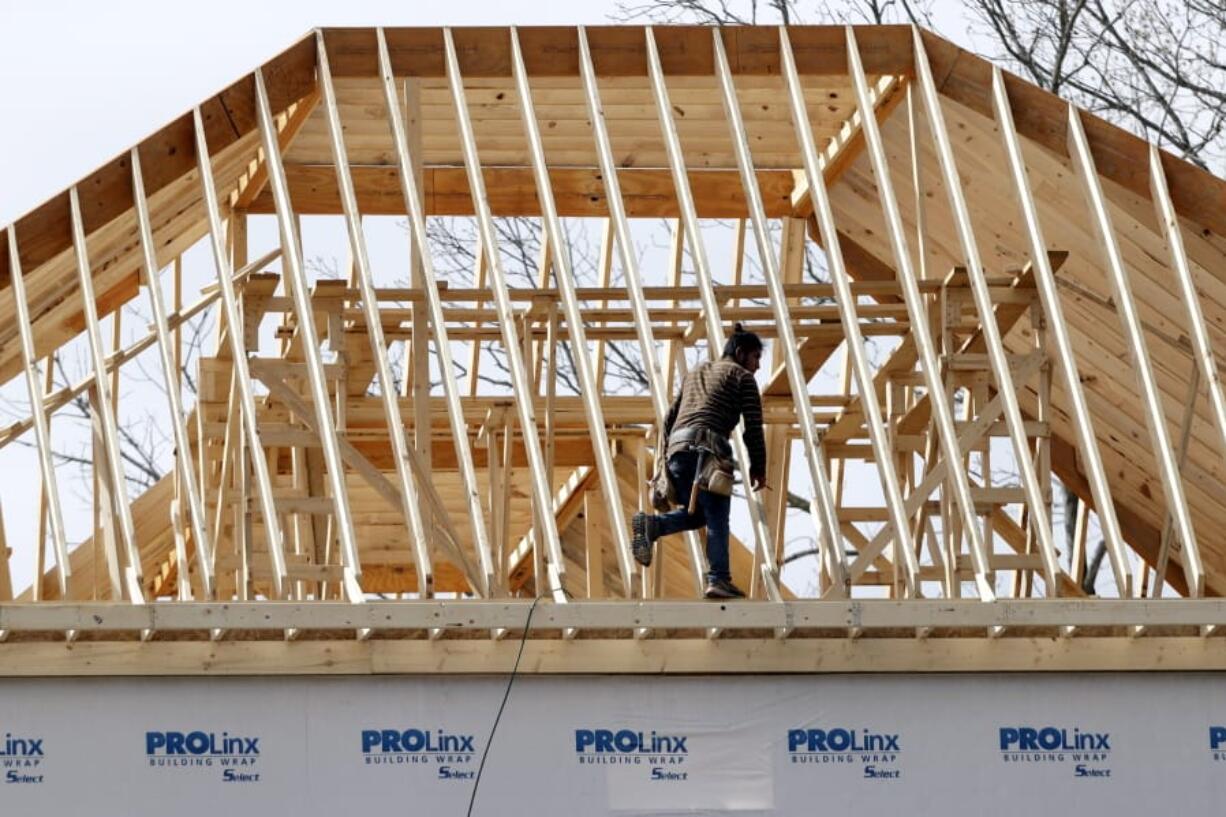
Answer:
[
  {"left": 704, "top": 588, "right": 747, "bottom": 600},
  {"left": 631, "top": 513, "right": 653, "bottom": 567}
]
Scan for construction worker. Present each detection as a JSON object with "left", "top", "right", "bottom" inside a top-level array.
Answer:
[{"left": 631, "top": 324, "right": 767, "bottom": 599}]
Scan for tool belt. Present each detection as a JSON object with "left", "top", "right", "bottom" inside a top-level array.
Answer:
[
  {"left": 667, "top": 426, "right": 733, "bottom": 460},
  {"left": 649, "top": 426, "right": 736, "bottom": 511}
]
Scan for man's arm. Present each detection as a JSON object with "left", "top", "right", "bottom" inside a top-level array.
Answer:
[{"left": 738, "top": 370, "right": 767, "bottom": 482}]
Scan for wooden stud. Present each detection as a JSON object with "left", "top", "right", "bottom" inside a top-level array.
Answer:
[
  {"left": 845, "top": 27, "right": 994, "bottom": 600},
  {"left": 646, "top": 26, "right": 781, "bottom": 601},
  {"left": 6, "top": 229, "right": 71, "bottom": 599},
  {"left": 912, "top": 28, "right": 1060, "bottom": 593},
  {"left": 1066, "top": 101, "right": 1203, "bottom": 597},
  {"left": 783, "top": 26, "right": 919, "bottom": 596},
  {"left": 194, "top": 107, "right": 289, "bottom": 598},
  {"left": 511, "top": 27, "right": 638, "bottom": 597},
  {"left": 442, "top": 28, "right": 568, "bottom": 599},
  {"left": 69, "top": 189, "right": 145, "bottom": 603},
  {"left": 315, "top": 31, "right": 441, "bottom": 597},
  {"left": 716, "top": 31, "right": 853, "bottom": 599},
  {"left": 1148, "top": 142, "right": 1226, "bottom": 577},
  {"left": 131, "top": 149, "right": 215, "bottom": 599},
  {"left": 254, "top": 66, "right": 366, "bottom": 603},
  {"left": 378, "top": 28, "right": 497, "bottom": 595},
  {"left": 988, "top": 66, "right": 1130, "bottom": 595}
]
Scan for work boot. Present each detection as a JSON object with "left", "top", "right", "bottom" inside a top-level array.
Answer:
[
  {"left": 631, "top": 511, "right": 656, "bottom": 567},
  {"left": 703, "top": 577, "right": 746, "bottom": 600}
]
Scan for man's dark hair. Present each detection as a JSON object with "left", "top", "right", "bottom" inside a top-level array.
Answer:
[{"left": 722, "top": 322, "right": 763, "bottom": 360}]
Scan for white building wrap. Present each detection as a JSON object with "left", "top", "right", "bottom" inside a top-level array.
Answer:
[{"left": 1, "top": 673, "right": 1224, "bottom": 815}]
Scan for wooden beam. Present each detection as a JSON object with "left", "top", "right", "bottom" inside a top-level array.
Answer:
[
  {"left": 2, "top": 599, "right": 1226, "bottom": 633},
  {"left": 646, "top": 25, "right": 779, "bottom": 599},
  {"left": 912, "top": 28, "right": 1059, "bottom": 593},
  {"left": 245, "top": 165, "right": 799, "bottom": 217},
  {"left": 846, "top": 26, "right": 993, "bottom": 599},
  {"left": 3, "top": 635, "right": 1226, "bottom": 674},
  {"left": 1067, "top": 102, "right": 1203, "bottom": 597},
  {"left": 233, "top": 88, "right": 321, "bottom": 210},
  {"left": 511, "top": 27, "right": 638, "bottom": 597},
  {"left": 314, "top": 32, "right": 438, "bottom": 598},
  {"left": 376, "top": 29, "right": 497, "bottom": 596},
  {"left": 319, "top": 25, "right": 915, "bottom": 79},
  {"left": 195, "top": 107, "right": 290, "bottom": 599}
]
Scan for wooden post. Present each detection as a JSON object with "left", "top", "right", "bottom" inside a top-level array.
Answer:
[
  {"left": 511, "top": 27, "right": 641, "bottom": 598},
  {"left": 193, "top": 107, "right": 289, "bottom": 598},
  {"left": 314, "top": 32, "right": 441, "bottom": 597},
  {"left": 584, "top": 489, "right": 607, "bottom": 599},
  {"left": 989, "top": 65, "right": 1130, "bottom": 595},
  {"left": 1066, "top": 101, "right": 1202, "bottom": 596},
  {"left": 6, "top": 230, "right": 71, "bottom": 599},
  {"left": 844, "top": 27, "right": 993, "bottom": 600},
  {"left": 377, "top": 28, "right": 496, "bottom": 595}
]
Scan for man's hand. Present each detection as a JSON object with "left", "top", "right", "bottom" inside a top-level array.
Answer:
[{"left": 750, "top": 473, "right": 769, "bottom": 492}]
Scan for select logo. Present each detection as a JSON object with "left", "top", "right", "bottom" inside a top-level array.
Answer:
[
  {"left": 145, "top": 730, "right": 262, "bottom": 783},
  {"left": 1, "top": 732, "right": 45, "bottom": 785},
  {"left": 574, "top": 729, "right": 689, "bottom": 782},
  {"left": 998, "top": 727, "right": 1111, "bottom": 778},
  {"left": 786, "top": 728, "right": 902, "bottom": 780},
  {"left": 360, "top": 729, "right": 477, "bottom": 781}
]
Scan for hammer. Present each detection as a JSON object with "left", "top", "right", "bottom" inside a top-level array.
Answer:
[{"left": 687, "top": 449, "right": 707, "bottom": 515}]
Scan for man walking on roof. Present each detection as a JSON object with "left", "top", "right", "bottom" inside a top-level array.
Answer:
[{"left": 631, "top": 324, "right": 768, "bottom": 599}]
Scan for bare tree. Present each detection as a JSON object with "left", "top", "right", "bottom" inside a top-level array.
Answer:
[
  {"left": 966, "top": 0, "right": 1225, "bottom": 173},
  {"left": 0, "top": 303, "right": 214, "bottom": 495},
  {"left": 613, "top": 0, "right": 934, "bottom": 26}
]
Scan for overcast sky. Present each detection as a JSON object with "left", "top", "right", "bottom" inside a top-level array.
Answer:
[{"left": 0, "top": 0, "right": 641, "bottom": 225}]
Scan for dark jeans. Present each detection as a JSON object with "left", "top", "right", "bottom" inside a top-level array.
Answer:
[{"left": 652, "top": 450, "right": 731, "bottom": 583}]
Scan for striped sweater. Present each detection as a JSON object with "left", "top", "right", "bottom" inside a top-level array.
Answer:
[{"left": 663, "top": 358, "right": 767, "bottom": 478}]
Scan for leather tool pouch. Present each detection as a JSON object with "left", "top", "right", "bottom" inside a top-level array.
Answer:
[
  {"left": 649, "top": 430, "right": 676, "bottom": 512},
  {"left": 689, "top": 428, "right": 735, "bottom": 497},
  {"left": 700, "top": 454, "right": 735, "bottom": 497}
]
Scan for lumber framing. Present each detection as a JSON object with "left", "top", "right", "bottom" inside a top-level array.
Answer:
[{"left": 3, "top": 24, "right": 1226, "bottom": 673}]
